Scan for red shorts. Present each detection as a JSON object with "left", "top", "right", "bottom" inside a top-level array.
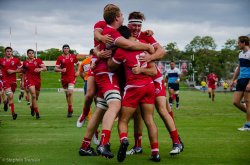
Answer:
[
  {"left": 95, "top": 72, "right": 120, "bottom": 97},
  {"left": 61, "top": 77, "right": 76, "bottom": 89},
  {"left": 154, "top": 77, "right": 166, "bottom": 97},
  {"left": 26, "top": 79, "right": 41, "bottom": 91},
  {"left": 122, "top": 83, "right": 155, "bottom": 108},
  {"left": 3, "top": 80, "right": 17, "bottom": 93},
  {"left": 208, "top": 84, "right": 216, "bottom": 90}
]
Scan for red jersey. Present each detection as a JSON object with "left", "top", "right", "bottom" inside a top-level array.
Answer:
[
  {"left": 112, "top": 48, "right": 153, "bottom": 86},
  {"left": 92, "top": 25, "right": 122, "bottom": 75},
  {"left": 94, "top": 20, "right": 107, "bottom": 47},
  {"left": 137, "top": 31, "right": 157, "bottom": 46},
  {"left": 23, "top": 58, "right": 44, "bottom": 82},
  {"left": 207, "top": 73, "right": 218, "bottom": 85},
  {"left": 0, "top": 57, "right": 22, "bottom": 83},
  {"left": 55, "top": 54, "right": 78, "bottom": 80}
]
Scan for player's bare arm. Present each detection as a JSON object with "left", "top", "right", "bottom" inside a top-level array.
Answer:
[
  {"left": 116, "top": 37, "right": 155, "bottom": 54},
  {"left": 94, "top": 29, "right": 114, "bottom": 45},
  {"left": 139, "top": 43, "right": 165, "bottom": 62},
  {"left": 132, "top": 62, "right": 157, "bottom": 76}
]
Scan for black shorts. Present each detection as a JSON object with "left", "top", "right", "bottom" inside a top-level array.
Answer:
[
  {"left": 168, "top": 83, "right": 179, "bottom": 91},
  {"left": 236, "top": 78, "right": 250, "bottom": 92}
]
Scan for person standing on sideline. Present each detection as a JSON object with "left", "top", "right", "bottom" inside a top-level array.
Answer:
[
  {"left": 55, "top": 44, "right": 79, "bottom": 117},
  {"left": 23, "top": 49, "right": 47, "bottom": 119},
  {"left": 0, "top": 47, "right": 22, "bottom": 120},
  {"left": 166, "top": 61, "right": 181, "bottom": 109},
  {"left": 201, "top": 78, "right": 207, "bottom": 93},
  {"left": 206, "top": 71, "right": 218, "bottom": 101},
  {"left": 223, "top": 81, "right": 229, "bottom": 94},
  {"left": 231, "top": 36, "right": 250, "bottom": 131}
]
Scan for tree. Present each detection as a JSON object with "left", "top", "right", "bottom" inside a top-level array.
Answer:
[
  {"left": 164, "top": 42, "right": 181, "bottom": 61},
  {"left": 39, "top": 48, "right": 62, "bottom": 60}
]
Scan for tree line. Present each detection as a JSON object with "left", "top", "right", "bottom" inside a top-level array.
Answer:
[{"left": 0, "top": 35, "right": 240, "bottom": 80}]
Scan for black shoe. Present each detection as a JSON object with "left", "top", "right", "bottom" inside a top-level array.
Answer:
[
  {"left": 96, "top": 142, "right": 111, "bottom": 155},
  {"left": 4, "top": 101, "right": 8, "bottom": 111},
  {"left": 209, "top": 93, "right": 211, "bottom": 98},
  {"left": 150, "top": 154, "right": 161, "bottom": 162},
  {"left": 117, "top": 138, "right": 129, "bottom": 162},
  {"left": 12, "top": 113, "right": 17, "bottom": 120},
  {"left": 79, "top": 147, "right": 97, "bottom": 156},
  {"left": 97, "top": 143, "right": 114, "bottom": 159},
  {"left": 67, "top": 111, "right": 73, "bottom": 118},
  {"left": 31, "top": 108, "right": 35, "bottom": 116},
  {"left": 36, "top": 113, "right": 40, "bottom": 119}
]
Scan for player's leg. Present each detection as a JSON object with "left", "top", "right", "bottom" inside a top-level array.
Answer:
[
  {"left": 77, "top": 76, "right": 96, "bottom": 127},
  {"left": 126, "top": 107, "right": 143, "bottom": 155},
  {"left": 117, "top": 106, "right": 137, "bottom": 162},
  {"left": 140, "top": 103, "right": 160, "bottom": 162},
  {"left": 66, "top": 83, "right": 74, "bottom": 117},
  {"left": 169, "top": 88, "right": 175, "bottom": 108},
  {"left": 29, "top": 85, "right": 40, "bottom": 119},
  {"left": 208, "top": 87, "right": 212, "bottom": 98},
  {"left": 211, "top": 88, "right": 215, "bottom": 101},
  {"left": 79, "top": 106, "right": 105, "bottom": 156},
  {"left": 5, "top": 86, "right": 16, "bottom": 120}
]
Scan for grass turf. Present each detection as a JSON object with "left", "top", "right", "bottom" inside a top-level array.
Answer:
[{"left": 0, "top": 90, "right": 249, "bottom": 165}]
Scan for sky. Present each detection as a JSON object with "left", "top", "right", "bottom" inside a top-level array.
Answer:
[{"left": 0, "top": 0, "right": 249, "bottom": 55}]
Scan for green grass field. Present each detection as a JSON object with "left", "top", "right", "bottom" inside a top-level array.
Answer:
[{"left": 0, "top": 89, "right": 249, "bottom": 165}]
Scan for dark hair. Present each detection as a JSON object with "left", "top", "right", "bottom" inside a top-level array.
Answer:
[
  {"left": 170, "top": 60, "right": 175, "bottom": 63},
  {"left": 27, "top": 49, "right": 34, "bottom": 54},
  {"left": 89, "top": 49, "right": 94, "bottom": 55},
  {"left": 5, "top": 46, "right": 12, "bottom": 52},
  {"left": 238, "top": 36, "right": 249, "bottom": 46},
  {"left": 128, "top": 11, "right": 145, "bottom": 21},
  {"left": 117, "top": 25, "right": 131, "bottom": 39},
  {"left": 62, "top": 44, "right": 70, "bottom": 49}
]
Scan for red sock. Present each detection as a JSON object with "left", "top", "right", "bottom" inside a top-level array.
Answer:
[
  {"left": 80, "top": 107, "right": 90, "bottom": 122},
  {"left": 169, "top": 111, "right": 174, "bottom": 119},
  {"left": 9, "top": 103, "right": 15, "bottom": 115},
  {"left": 34, "top": 107, "right": 39, "bottom": 114},
  {"left": 150, "top": 142, "right": 159, "bottom": 156},
  {"left": 134, "top": 133, "right": 142, "bottom": 148},
  {"left": 100, "top": 130, "right": 111, "bottom": 145},
  {"left": 119, "top": 132, "right": 128, "bottom": 142},
  {"left": 81, "top": 137, "right": 91, "bottom": 149},
  {"left": 170, "top": 130, "right": 180, "bottom": 144},
  {"left": 68, "top": 105, "right": 72, "bottom": 113}
]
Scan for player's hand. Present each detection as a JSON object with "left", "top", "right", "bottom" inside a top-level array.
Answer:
[
  {"left": 101, "top": 34, "right": 113, "bottom": 44},
  {"left": 144, "top": 30, "right": 154, "bottom": 36},
  {"left": 61, "top": 68, "right": 66, "bottom": 72},
  {"left": 148, "top": 45, "right": 155, "bottom": 54},
  {"left": 230, "top": 80, "right": 237, "bottom": 89},
  {"left": 97, "top": 50, "right": 112, "bottom": 59},
  {"left": 34, "top": 68, "right": 41, "bottom": 72},
  {"left": 90, "top": 62, "right": 96, "bottom": 70},
  {"left": 132, "top": 64, "right": 141, "bottom": 74},
  {"left": 139, "top": 51, "right": 152, "bottom": 62},
  {"left": 75, "top": 71, "right": 79, "bottom": 77},
  {"left": 7, "top": 69, "right": 15, "bottom": 74}
]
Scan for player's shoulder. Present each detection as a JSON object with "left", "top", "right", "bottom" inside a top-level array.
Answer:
[{"left": 94, "top": 20, "right": 107, "bottom": 29}]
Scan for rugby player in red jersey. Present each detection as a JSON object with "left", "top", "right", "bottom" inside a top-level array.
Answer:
[
  {"left": 23, "top": 49, "right": 47, "bottom": 119},
  {"left": 79, "top": 4, "right": 154, "bottom": 159},
  {"left": 108, "top": 25, "right": 161, "bottom": 162},
  {"left": 0, "top": 47, "right": 22, "bottom": 120},
  {"left": 206, "top": 71, "right": 218, "bottom": 101},
  {"left": 126, "top": 11, "right": 184, "bottom": 156},
  {"left": 55, "top": 44, "right": 79, "bottom": 117}
]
